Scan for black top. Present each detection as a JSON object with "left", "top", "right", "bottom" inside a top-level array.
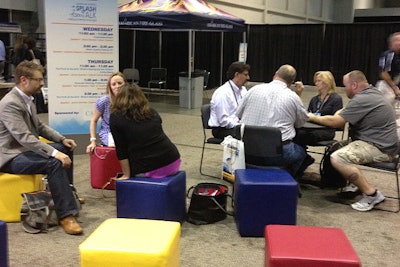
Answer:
[
  {"left": 294, "top": 92, "right": 343, "bottom": 147},
  {"left": 12, "top": 47, "right": 46, "bottom": 67},
  {"left": 308, "top": 92, "right": 343, "bottom": 116},
  {"left": 110, "top": 108, "right": 180, "bottom": 175}
]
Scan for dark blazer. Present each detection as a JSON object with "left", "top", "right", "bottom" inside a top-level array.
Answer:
[{"left": 0, "top": 87, "right": 64, "bottom": 168}]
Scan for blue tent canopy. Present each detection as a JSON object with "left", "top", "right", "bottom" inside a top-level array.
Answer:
[
  {"left": 119, "top": 0, "right": 246, "bottom": 108},
  {"left": 119, "top": 0, "right": 245, "bottom": 32},
  {"left": 0, "top": 22, "right": 21, "bottom": 33}
]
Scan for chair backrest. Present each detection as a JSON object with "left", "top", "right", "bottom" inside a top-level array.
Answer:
[
  {"left": 150, "top": 68, "right": 167, "bottom": 81},
  {"left": 363, "top": 145, "right": 400, "bottom": 172},
  {"left": 123, "top": 68, "right": 140, "bottom": 84},
  {"left": 242, "top": 125, "right": 283, "bottom": 167},
  {"left": 200, "top": 104, "right": 212, "bottom": 130}
]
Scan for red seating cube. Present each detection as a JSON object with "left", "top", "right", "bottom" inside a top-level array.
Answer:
[
  {"left": 90, "top": 146, "right": 122, "bottom": 190},
  {"left": 265, "top": 225, "right": 361, "bottom": 267}
]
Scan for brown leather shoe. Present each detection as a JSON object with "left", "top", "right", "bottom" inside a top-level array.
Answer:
[
  {"left": 78, "top": 197, "right": 85, "bottom": 204},
  {"left": 59, "top": 215, "right": 83, "bottom": 235}
]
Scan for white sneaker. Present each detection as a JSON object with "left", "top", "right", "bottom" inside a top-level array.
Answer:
[
  {"left": 341, "top": 183, "right": 359, "bottom": 193},
  {"left": 351, "top": 190, "right": 385, "bottom": 211}
]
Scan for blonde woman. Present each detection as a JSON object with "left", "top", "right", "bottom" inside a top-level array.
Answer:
[
  {"left": 86, "top": 72, "right": 127, "bottom": 153},
  {"left": 294, "top": 71, "right": 343, "bottom": 147}
]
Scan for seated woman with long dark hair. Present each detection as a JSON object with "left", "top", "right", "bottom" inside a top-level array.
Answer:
[{"left": 110, "top": 83, "right": 181, "bottom": 179}]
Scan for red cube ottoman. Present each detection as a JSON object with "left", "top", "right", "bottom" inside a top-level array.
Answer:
[{"left": 265, "top": 225, "right": 361, "bottom": 267}]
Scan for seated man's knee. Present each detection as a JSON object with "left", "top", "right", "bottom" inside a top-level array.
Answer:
[
  {"left": 47, "top": 157, "right": 63, "bottom": 172},
  {"left": 332, "top": 149, "right": 362, "bottom": 165}
]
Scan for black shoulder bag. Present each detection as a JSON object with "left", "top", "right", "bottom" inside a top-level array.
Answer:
[{"left": 186, "top": 183, "right": 233, "bottom": 225}]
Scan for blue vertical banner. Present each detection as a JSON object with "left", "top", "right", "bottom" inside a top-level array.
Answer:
[{"left": 45, "top": 0, "right": 118, "bottom": 134}]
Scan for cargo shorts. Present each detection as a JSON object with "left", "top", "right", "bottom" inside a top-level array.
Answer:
[{"left": 331, "top": 140, "right": 394, "bottom": 165}]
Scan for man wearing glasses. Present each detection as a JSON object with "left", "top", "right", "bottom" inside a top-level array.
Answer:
[
  {"left": 0, "top": 61, "right": 83, "bottom": 235},
  {"left": 208, "top": 61, "right": 250, "bottom": 139}
]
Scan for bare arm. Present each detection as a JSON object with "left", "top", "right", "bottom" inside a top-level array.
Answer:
[
  {"left": 334, "top": 108, "right": 343, "bottom": 115},
  {"left": 117, "top": 159, "right": 131, "bottom": 180},
  {"left": 381, "top": 71, "right": 400, "bottom": 96},
  {"left": 86, "top": 109, "right": 102, "bottom": 154},
  {"left": 308, "top": 113, "right": 346, "bottom": 129}
]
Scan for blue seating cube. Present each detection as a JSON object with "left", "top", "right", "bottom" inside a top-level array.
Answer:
[
  {"left": 234, "top": 169, "right": 298, "bottom": 237},
  {"left": 116, "top": 171, "right": 186, "bottom": 222},
  {"left": 0, "top": 220, "right": 8, "bottom": 267}
]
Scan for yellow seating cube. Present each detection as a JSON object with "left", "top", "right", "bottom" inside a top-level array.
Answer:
[
  {"left": 0, "top": 173, "right": 43, "bottom": 222},
  {"left": 39, "top": 136, "right": 52, "bottom": 144},
  {"left": 80, "top": 218, "right": 181, "bottom": 267}
]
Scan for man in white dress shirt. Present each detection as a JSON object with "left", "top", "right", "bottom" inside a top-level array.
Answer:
[{"left": 208, "top": 61, "right": 250, "bottom": 139}]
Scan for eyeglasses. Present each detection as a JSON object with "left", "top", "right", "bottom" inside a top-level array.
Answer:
[{"left": 29, "top": 77, "right": 44, "bottom": 82}]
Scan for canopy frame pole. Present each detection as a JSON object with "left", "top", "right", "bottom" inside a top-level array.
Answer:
[
  {"left": 158, "top": 30, "right": 162, "bottom": 68},
  {"left": 219, "top": 32, "right": 224, "bottom": 85},
  {"left": 187, "top": 30, "right": 193, "bottom": 109},
  {"left": 132, "top": 30, "right": 136, "bottom": 68}
]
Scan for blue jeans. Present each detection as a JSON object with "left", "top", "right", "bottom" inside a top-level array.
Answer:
[
  {"left": 1, "top": 143, "right": 79, "bottom": 219},
  {"left": 282, "top": 142, "right": 307, "bottom": 177}
]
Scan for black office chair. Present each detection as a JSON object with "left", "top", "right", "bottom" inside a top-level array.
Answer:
[
  {"left": 199, "top": 104, "right": 224, "bottom": 179},
  {"left": 122, "top": 68, "right": 140, "bottom": 85},
  {"left": 241, "top": 125, "right": 283, "bottom": 169},
  {"left": 307, "top": 123, "right": 347, "bottom": 156},
  {"left": 241, "top": 125, "right": 304, "bottom": 196},
  {"left": 360, "top": 150, "right": 400, "bottom": 213},
  {"left": 148, "top": 68, "right": 167, "bottom": 91}
]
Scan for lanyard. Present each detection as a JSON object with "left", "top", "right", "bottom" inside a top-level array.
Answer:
[
  {"left": 315, "top": 94, "right": 328, "bottom": 114},
  {"left": 229, "top": 81, "right": 239, "bottom": 105}
]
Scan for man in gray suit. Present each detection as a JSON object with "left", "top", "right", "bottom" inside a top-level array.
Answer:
[{"left": 0, "top": 61, "right": 83, "bottom": 235}]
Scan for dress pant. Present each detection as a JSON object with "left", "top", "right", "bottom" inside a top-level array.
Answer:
[
  {"left": 211, "top": 127, "right": 238, "bottom": 139},
  {"left": 294, "top": 128, "right": 335, "bottom": 148},
  {"left": 0, "top": 143, "right": 78, "bottom": 219}
]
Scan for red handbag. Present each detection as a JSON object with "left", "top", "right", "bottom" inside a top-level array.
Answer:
[{"left": 90, "top": 146, "right": 122, "bottom": 190}]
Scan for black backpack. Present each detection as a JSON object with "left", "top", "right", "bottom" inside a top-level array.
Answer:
[{"left": 320, "top": 141, "right": 348, "bottom": 188}]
